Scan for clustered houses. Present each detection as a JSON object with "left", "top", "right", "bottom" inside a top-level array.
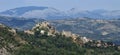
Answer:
[
  {"left": 61, "top": 30, "right": 91, "bottom": 43},
  {"left": 80, "top": 37, "right": 91, "bottom": 43},
  {"left": 40, "top": 30, "right": 45, "bottom": 34},
  {"left": 85, "top": 40, "right": 115, "bottom": 48},
  {"left": 61, "top": 30, "right": 73, "bottom": 37},
  {"left": 23, "top": 21, "right": 116, "bottom": 48},
  {"left": 24, "top": 30, "right": 34, "bottom": 35},
  {"left": 25, "top": 21, "right": 57, "bottom": 36},
  {"left": 61, "top": 30, "right": 78, "bottom": 42},
  {"left": 24, "top": 21, "right": 91, "bottom": 43}
]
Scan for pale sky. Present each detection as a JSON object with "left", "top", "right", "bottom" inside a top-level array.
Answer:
[{"left": 0, "top": 0, "right": 120, "bottom": 11}]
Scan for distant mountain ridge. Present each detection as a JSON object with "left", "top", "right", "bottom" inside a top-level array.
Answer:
[
  {"left": 0, "top": 6, "right": 120, "bottom": 19},
  {"left": 0, "top": 6, "right": 49, "bottom": 15},
  {"left": 0, "top": 6, "right": 66, "bottom": 19}
]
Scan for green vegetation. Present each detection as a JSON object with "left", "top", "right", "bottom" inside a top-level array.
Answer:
[
  {"left": 0, "top": 24, "right": 120, "bottom": 55},
  {"left": 14, "top": 32, "right": 120, "bottom": 55}
]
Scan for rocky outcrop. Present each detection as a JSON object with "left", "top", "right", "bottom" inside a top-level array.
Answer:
[
  {"left": 0, "top": 22, "right": 119, "bottom": 55},
  {"left": 23, "top": 22, "right": 116, "bottom": 48},
  {"left": 24, "top": 21, "right": 92, "bottom": 45},
  {"left": 25, "top": 21, "right": 57, "bottom": 36},
  {"left": 0, "top": 48, "right": 10, "bottom": 55}
]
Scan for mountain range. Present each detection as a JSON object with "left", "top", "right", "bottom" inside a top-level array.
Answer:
[
  {"left": 0, "top": 6, "right": 120, "bottom": 55},
  {"left": 0, "top": 6, "right": 120, "bottom": 43},
  {"left": 0, "top": 6, "right": 120, "bottom": 19}
]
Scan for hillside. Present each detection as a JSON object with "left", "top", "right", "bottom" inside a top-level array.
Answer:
[
  {"left": 0, "top": 16, "right": 120, "bottom": 42},
  {"left": 0, "top": 16, "right": 45, "bottom": 30},
  {"left": 0, "top": 22, "right": 120, "bottom": 55},
  {"left": 0, "top": 23, "right": 26, "bottom": 55}
]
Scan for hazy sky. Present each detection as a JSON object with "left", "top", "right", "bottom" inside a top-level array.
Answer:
[{"left": 0, "top": 0, "right": 120, "bottom": 11}]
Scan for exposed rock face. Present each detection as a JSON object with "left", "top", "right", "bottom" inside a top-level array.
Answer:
[
  {"left": 33, "top": 21, "right": 56, "bottom": 36},
  {"left": 118, "top": 46, "right": 120, "bottom": 50},
  {"left": 25, "top": 22, "right": 92, "bottom": 45},
  {"left": 61, "top": 30, "right": 80, "bottom": 42},
  {"left": 0, "top": 23, "right": 5, "bottom": 28},
  {"left": 62, "top": 30, "right": 73, "bottom": 37},
  {"left": 8, "top": 29, "right": 16, "bottom": 35},
  {"left": 25, "top": 21, "right": 57, "bottom": 37}
]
